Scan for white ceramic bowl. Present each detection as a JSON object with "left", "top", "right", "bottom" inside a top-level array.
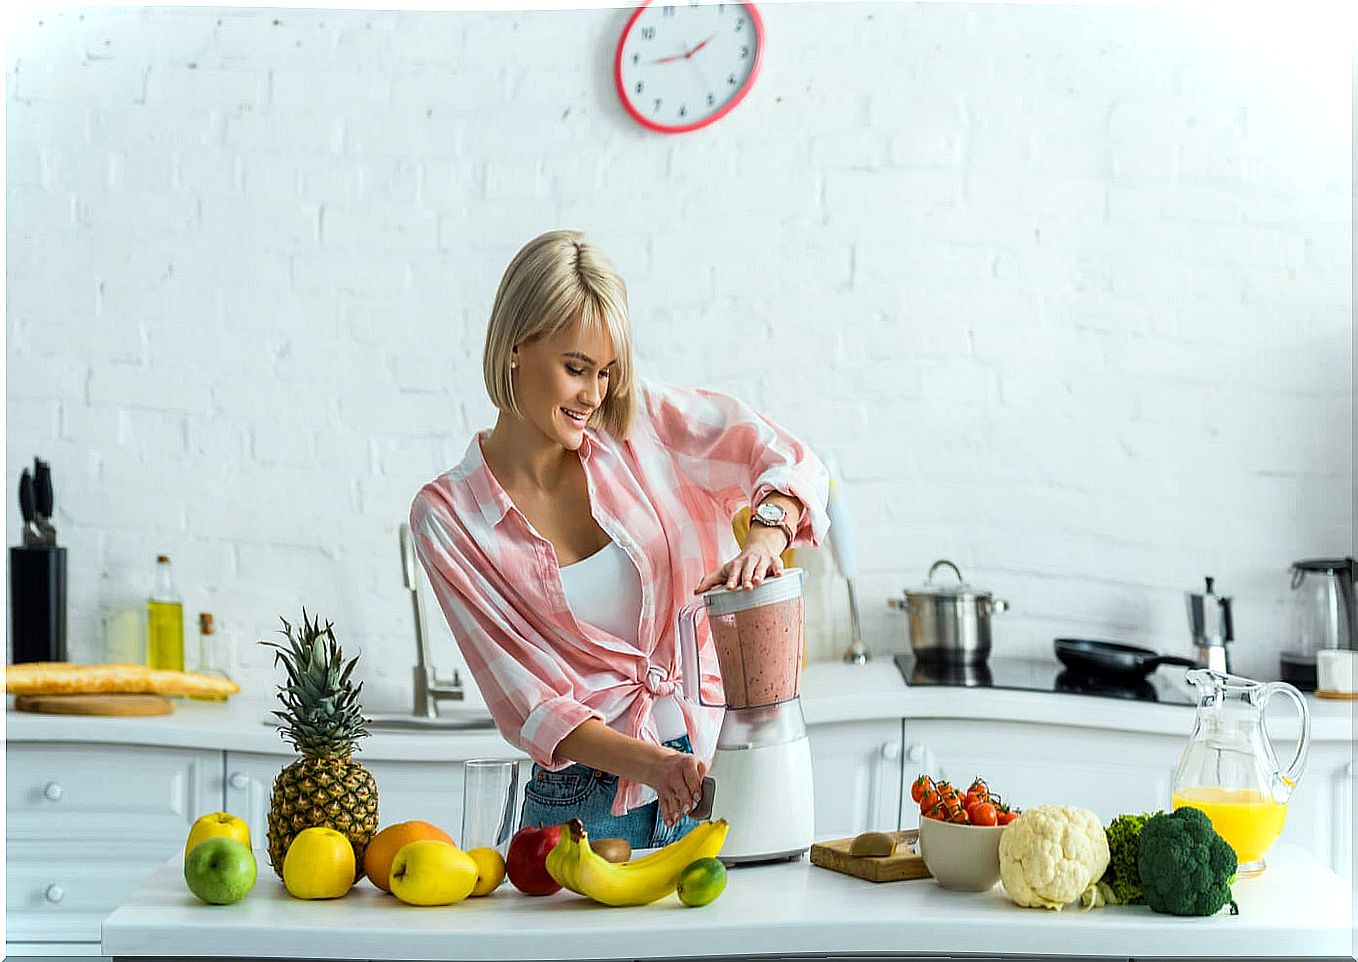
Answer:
[{"left": 917, "top": 816, "right": 1008, "bottom": 892}]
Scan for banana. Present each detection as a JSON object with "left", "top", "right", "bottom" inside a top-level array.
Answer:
[
  {"left": 545, "top": 821, "right": 585, "bottom": 895},
  {"left": 567, "top": 817, "right": 730, "bottom": 907}
]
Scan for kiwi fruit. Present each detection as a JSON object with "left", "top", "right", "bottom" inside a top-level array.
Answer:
[
  {"left": 591, "top": 837, "right": 632, "bottom": 863},
  {"left": 848, "top": 831, "right": 897, "bottom": 858}
]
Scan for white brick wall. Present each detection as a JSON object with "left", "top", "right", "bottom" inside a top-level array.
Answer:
[{"left": 6, "top": 4, "right": 1352, "bottom": 710}]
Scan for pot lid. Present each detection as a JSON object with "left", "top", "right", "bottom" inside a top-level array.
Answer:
[{"left": 907, "top": 559, "right": 990, "bottom": 598}]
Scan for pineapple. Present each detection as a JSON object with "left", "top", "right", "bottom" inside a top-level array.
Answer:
[{"left": 262, "top": 610, "right": 379, "bottom": 882}]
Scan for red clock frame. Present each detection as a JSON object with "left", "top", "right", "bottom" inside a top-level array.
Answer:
[{"left": 613, "top": 0, "right": 766, "bottom": 135}]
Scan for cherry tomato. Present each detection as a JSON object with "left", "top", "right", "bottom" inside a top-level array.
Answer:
[
  {"left": 997, "top": 810, "right": 1017, "bottom": 826},
  {"left": 924, "top": 800, "right": 949, "bottom": 821},
  {"left": 952, "top": 807, "right": 971, "bottom": 824},
  {"left": 911, "top": 774, "right": 935, "bottom": 804},
  {"left": 969, "top": 802, "right": 998, "bottom": 826},
  {"left": 919, "top": 787, "right": 940, "bottom": 812}
]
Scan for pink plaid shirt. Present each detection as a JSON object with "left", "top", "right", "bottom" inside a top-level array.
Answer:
[{"left": 410, "top": 377, "right": 829, "bottom": 816}]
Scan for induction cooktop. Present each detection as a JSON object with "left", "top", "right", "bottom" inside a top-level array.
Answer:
[{"left": 893, "top": 653, "right": 1198, "bottom": 707}]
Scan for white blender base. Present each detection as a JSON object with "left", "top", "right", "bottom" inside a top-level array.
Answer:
[{"left": 706, "top": 735, "right": 815, "bottom": 864}]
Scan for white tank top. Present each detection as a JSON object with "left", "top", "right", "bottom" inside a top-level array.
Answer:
[{"left": 559, "top": 541, "right": 687, "bottom": 742}]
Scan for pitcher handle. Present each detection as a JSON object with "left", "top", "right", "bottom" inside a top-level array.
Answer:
[
  {"left": 1260, "top": 681, "right": 1311, "bottom": 803},
  {"left": 677, "top": 600, "right": 712, "bottom": 707}
]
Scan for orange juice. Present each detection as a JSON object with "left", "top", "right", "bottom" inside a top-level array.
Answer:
[{"left": 1172, "top": 786, "right": 1286, "bottom": 868}]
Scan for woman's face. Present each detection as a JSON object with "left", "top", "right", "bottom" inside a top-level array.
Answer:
[{"left": 512, "top": 320, "right": 616, "bottom": 450}]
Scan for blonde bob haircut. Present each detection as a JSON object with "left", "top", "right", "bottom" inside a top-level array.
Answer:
[{"left": 483, "top": 230, "right": 635, "bottom": 438}]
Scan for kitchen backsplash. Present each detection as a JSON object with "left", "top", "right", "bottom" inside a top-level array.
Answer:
[{"left": 5, "top": 4, "right": 1351, "bottom": 705}]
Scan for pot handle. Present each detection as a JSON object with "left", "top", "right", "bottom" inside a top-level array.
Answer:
[
  {"left": 927, "top": 559, "right": 964, "bottom": 585},
  {"left": 989, "top": 598, "right": 1009, "bottom": 614}
]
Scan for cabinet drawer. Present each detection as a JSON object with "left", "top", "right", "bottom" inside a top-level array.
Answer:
[
  {"left": 6, "top": 840, "right": 167, "bottom": 943},
  {"left": 7, "top": 743, "right": 220, "bottom": 840}
]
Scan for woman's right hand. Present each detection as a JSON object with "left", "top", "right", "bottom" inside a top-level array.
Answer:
[{"left": 648, "top": 749, "right": 708, "bottom": 827}]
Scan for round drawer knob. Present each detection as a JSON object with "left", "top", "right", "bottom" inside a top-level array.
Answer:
[
  {"left": 43, "top": 781, "right": 64, "bottom": 801},
  {"left": 45, "top": 883, "right": 64, "bottom": 903},
  {"left": 880, "top": 741, "right": 901, "bottom": 761},
  {"left": 906, "top": 744, "right": 924, "bottom": 763},
  {"left": 228, "top": 772, "right": 249, "bottom": 791}
]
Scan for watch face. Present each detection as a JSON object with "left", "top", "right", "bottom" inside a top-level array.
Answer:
[
  {"left": 756, "top": 502, "right": 784, "bottom": 523},
  {"left": 615, "top": 1, "right": 764, "bottom": 134}
]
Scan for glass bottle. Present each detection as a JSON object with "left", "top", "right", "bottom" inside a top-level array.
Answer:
[
  {"left": 188, "top": 612, "right": 232, "bottom": 701},
  {"left": 146, "top": 554, "right": 184, "bottom": 671}
]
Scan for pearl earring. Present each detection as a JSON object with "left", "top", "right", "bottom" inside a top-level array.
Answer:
[{"left": 510, "top": 361, "right": 518, "bottom": 370}]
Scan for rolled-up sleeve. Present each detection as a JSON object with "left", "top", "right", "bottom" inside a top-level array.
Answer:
[
  {"left": 641, "top": 379, "right": 830, "bottom": 549},
  {"left": 409, "top": 489, "right": 601, "bottom": 770}
]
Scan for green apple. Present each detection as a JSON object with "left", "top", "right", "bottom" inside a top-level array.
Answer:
[{"left": 184, "top": 836, "right": 257, "bottom": 905}]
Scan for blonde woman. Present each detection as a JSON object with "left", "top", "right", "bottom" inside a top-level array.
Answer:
[{"left": 410, "top": 230, "right": 829, "bottom": 848}]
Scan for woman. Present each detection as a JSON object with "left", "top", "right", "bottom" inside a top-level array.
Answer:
[{"left": 410, "top": 230, "right": 829, "bottom": 849}]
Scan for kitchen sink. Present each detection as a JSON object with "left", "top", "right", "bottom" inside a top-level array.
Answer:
[{"left": 262, "top": 711, "right": 497, "bottom": 733}]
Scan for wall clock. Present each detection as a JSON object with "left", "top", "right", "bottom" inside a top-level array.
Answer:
[{"left": 614, "top": 1, "right": 765, "bottom": 134}]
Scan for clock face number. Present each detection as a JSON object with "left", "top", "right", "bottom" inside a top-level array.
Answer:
[{"left": 615, "top": 1, "right": 763, "bottom": 133}]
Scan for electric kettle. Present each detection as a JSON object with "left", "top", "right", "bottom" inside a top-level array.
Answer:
[{"left": 1280, "top": 557, "right": 1356, "bottom": 691}]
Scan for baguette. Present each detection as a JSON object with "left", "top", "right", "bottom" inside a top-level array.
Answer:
[{"left": 6, "top": 662, "right": 240, "bottom": 698}]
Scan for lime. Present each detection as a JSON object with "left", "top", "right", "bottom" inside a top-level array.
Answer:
[{"left": 676, "top": 857, "right": 727, "bottom": 907}]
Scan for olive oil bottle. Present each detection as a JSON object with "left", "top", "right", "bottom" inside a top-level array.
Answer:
[
  {"left": 146, "top": 554, "right": 184, "bottom": 671},
  {"left": 188, "top": 612, "right": 232, "bottom": 701}
]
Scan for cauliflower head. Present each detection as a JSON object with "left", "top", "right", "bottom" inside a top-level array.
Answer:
[{"left": 998, "top": 804, "right": 1111, "bottom": 910}]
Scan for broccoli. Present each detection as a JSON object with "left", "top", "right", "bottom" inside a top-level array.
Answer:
[
  {"left": 1138, "top": 807, "right": 1239, "bottom": 917},
  {"left": 1100, "top": 811, "right": 1158, "bottom": 905}
]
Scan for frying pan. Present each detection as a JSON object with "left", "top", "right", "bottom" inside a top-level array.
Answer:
[{"left": 1054, "top": 638, "right": 1198, "bottom": 680}]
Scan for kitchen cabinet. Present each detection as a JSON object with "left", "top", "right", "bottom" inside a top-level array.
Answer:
[
  {"left": 1278, "top": 742, "right": 1353, "bottom": 882},
  {"left": 5, "top": 742, "right": 219, "bottom": 944},
  {"left": 899, "top": 720, "right": 1180, "bottom": 828},
  {"left": 806, "top": 720, "right": 904, "bottom": 840},
  {"left": 223, "top": 752, "right": 469, "bottom": 853}
]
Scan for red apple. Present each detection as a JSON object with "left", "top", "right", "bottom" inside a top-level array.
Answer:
[{"left": 506, "top": 824, "right": 562, "bottom": 896}]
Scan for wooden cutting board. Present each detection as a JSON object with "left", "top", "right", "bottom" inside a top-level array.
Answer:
[
  {"left": 14, "top": 693, "right": 175, "bottom": 716},
  {"left": 809, "top": 829, "right": 931, "bottom": 883},
  {"left": 1316, "top": 690, "right": 1358, "bottom": 700}
]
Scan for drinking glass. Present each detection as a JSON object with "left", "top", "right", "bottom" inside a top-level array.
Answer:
[{"left": 461, "top": 759, "right": 520, "bottom": 855}]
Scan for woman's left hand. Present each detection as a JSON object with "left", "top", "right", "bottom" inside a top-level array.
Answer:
[{"left": 694, "top": 528, "right": 787, "bottom": 594}]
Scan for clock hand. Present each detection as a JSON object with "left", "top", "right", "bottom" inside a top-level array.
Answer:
[
  {"left": 684, "top": 34, "right": 715, "bottom": 59},
  {"left": 653, "top": 51, "right": 688, "bottom": 64}
]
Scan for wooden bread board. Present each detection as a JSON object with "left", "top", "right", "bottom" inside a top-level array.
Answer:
[
  {"left": 14, "top": 693, "right": 175, "bottom": 716},
  {"left": 810, "top": 829, "right": 931, "bottom": 883},
  {"left": 1316, "top": 690, "right": 1358, "bottom": 700}
]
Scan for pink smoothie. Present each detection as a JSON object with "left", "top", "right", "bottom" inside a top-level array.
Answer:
[{"left": 709, "top": 596, "right": 804, "bottom": 709}]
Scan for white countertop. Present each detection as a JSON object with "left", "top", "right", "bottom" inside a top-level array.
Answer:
[
  {"left": 6, "top": 661, "right": 1352, "bottom": 757},
  {"left": 102, "top": 844, "right": 1355, "bottom": 960}
]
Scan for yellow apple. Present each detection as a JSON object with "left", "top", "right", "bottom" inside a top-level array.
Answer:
[
  {"left": 185, "top": 812, "right": 251, "bottom": 860},
  {"left": 389, "top": 840, "right": 478, "bottom": 906},
  {"left": 283, "top": 827, "right": 355, "bottom": 900},
  {"left": 466, "top": 847, "right": 506, "bottom": 897}
]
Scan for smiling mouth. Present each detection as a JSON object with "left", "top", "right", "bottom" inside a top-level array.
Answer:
[{"left": 560, "top": 408, "right": 590, "bottom": 425}]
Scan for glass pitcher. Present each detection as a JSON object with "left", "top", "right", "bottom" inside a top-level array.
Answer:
[{"left": 1171, "top": 669, "right": 1310, "bottom": 878}]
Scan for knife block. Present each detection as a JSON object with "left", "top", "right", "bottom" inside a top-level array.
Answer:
[{"left": 9, "top": 546, "right": 67, "bottom": 663}]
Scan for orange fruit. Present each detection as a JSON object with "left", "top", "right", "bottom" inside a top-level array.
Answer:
[{"left": 363, "top": 821, "right": 456, "bottom": 893}]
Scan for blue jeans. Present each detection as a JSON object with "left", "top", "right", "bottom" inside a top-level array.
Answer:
[{"left": 520, "top": 734, "right": 699, "bottom": 849}]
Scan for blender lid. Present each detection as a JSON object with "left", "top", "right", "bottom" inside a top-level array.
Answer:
[{"left": 703, "top": 567, "right": 804, "bottom": 617}]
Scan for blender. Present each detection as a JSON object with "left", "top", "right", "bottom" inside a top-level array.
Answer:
[{"left": 678, "top": 568, "right": 815, "bottom": 864}]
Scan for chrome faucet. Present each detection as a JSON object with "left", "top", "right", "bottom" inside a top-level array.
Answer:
[{"left": 400, "top": 522, "right": 464, "bottom": 717}]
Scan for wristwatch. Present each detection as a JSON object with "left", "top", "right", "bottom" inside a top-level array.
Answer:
[{"left": 751, "top": 501, "right": 796, "bottom": 551}]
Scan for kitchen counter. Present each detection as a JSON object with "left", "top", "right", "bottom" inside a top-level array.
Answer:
[
  {"left": 7, "top": 660, "right": 1351, "bottom": 755},
  {"left": 102, "top": 844, "right": 1354, "bottom": 961}
]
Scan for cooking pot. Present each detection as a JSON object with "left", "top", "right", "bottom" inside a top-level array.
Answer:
[{"left": 888, "top": 560, "right": 1008, "bottom": 666}]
